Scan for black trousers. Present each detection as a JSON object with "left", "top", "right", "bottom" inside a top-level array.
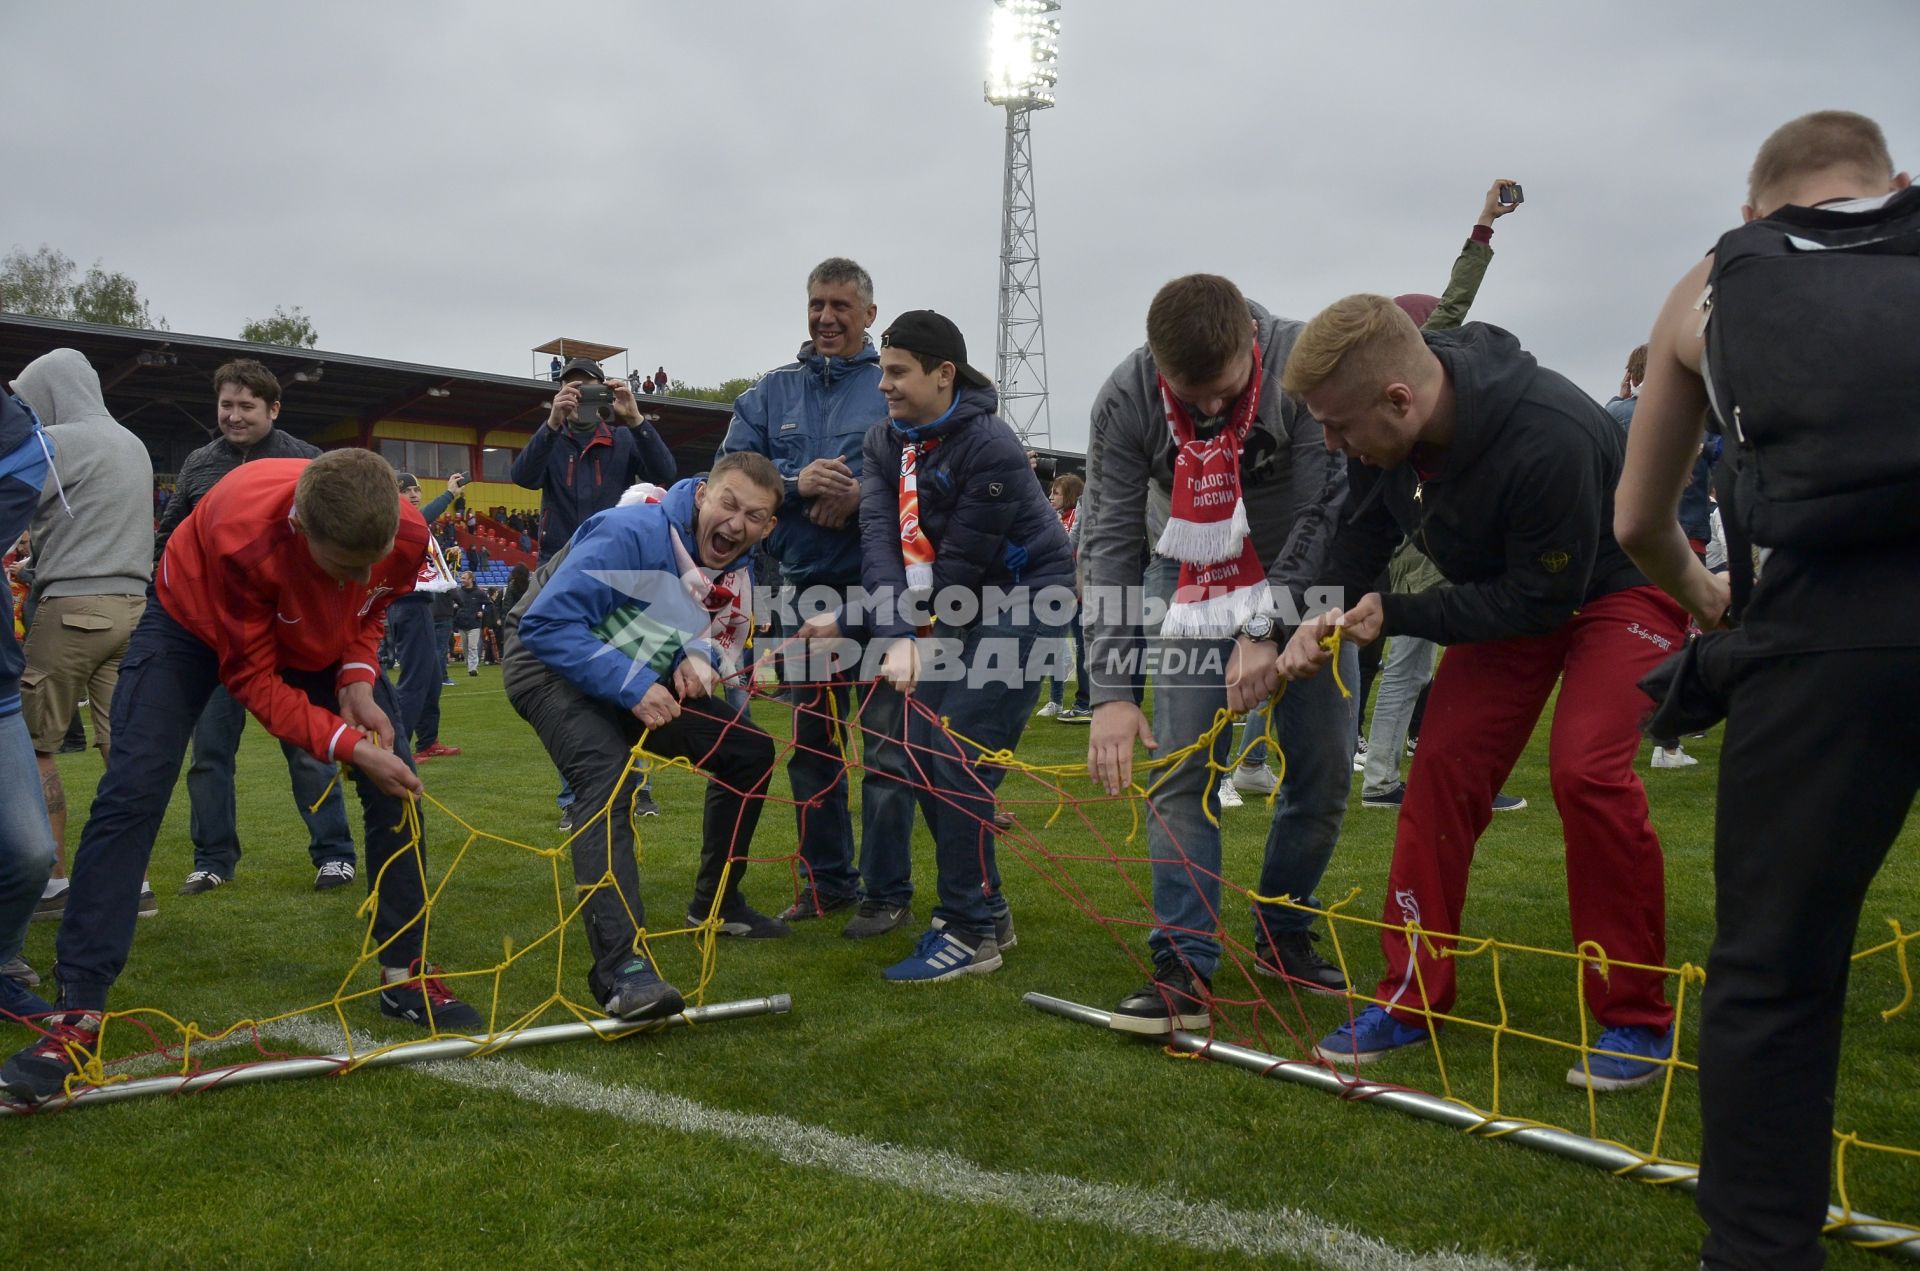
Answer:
[
  {"left": 507, "top": 664, "right": 775, "bottom": 1001},
  {"left": 1698, "top": 648, "right": 1919, "bottom": 1269}
]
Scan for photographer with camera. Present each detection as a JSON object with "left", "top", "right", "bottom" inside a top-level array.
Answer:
[{"left": 512, "top": 357, "right": 675, "bottom": 563}]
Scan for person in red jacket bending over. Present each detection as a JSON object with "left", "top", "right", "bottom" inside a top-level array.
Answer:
[{"left": 2, "top": 448, "right": 485, "bottom": 1105}]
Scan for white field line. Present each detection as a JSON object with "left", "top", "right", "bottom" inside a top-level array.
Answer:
[{"left": 272, "top": 1018, "right": 1549, "bottom": 1271}]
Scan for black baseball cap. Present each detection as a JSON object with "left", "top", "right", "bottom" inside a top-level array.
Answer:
[
  {"left": 396, "top": 471, "right": 421, "bottom": 490},
  {"left": 558, "top": 356, "right": 606, "bottom": 381},
  {"left": 881, "top": 311, "right": 992, "bottom": 389}
]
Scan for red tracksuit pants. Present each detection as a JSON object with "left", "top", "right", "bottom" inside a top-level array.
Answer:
[{"left": 1375, "top": 585, "right": 1686, "bottom": 1031}]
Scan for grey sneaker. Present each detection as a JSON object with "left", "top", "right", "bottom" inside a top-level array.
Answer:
[
  {"left": 137, "top": 882, "right": 159, "bottom": 916},
  {"left": 1, "top": 955, "right": 39, "bottom": 989},
  {"left": 31, "top": 888, "right": 67, "bottom": 924},
  {"left": 841, "top": 899, "right": 913, "bottom": 939},
  {"left": 933, "top": 909, "right": 1016, "bottom": 950}
]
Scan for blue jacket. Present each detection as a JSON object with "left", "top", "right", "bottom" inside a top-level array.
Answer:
[
  {"left": 858, "top": 384, "right": 1075, "bottom": 641},
  {"left": 1607, "top": 394, "right": 1716, "bottom": 543},
  {"left": 516, "top": 478, "right": 749, "bottom": 710},
  {"left": 511, "top": 419, "right": 675, "bottom": 561},
  {"left": 0, "top": 394, "right": 53, "bottom": 716},
  {"left": 719, "top": 339, "right": 886, "bottom": 588}
]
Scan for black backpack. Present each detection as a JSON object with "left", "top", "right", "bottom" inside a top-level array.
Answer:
[{"left": 1701, "top": 184, "right": 1920, "bottom": 549}]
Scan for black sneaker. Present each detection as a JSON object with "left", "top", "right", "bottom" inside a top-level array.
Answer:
[
  {"left": 379, "top": 960, "right": 485, "bottom": 1032},
  {"left": 778, "top": 890, "right": 860, "bottom": 922},
  {"left": 691, "top": 902, "right": 791, "bottom": 939},
  {"left": 1360, "top": 783, "right": 1405, "bottom": 809},
  {"left": 1253, "top": 929, "right": 1349, "bottom": 995},
  {"left": 557, "top": 808, "right": 575, "bottom": 833},
  {"left": 137, "top": 883, "right": 159, "bottom": 917},
  {"left": 313, "top": 861, "right": 356, "bottom": 892},
  {"left": 179, "top": 870, "right": 227, "bottom": 896},
  {"left": 602, "top": 959, "right": 685, "bottom": 1022},
  {"left": 1, "top": 1011, "right": 102, "bottom": 1104},
  {"left": 632, "top": 790, "right": 661, "bottom": 818},
  {"left": 1109, "top": 963, "right": 1211, "bottom": 1036},
  {"left": 841, "top": 899, "right": 913, "bottom": 939}
]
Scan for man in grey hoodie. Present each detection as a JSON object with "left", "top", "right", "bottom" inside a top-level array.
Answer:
[
  {"left": 1081, "top": 275, "right": 1356, "bottom": 1036},
  {"left": 9, "top": 350, "right": 156, "bottom": 924}
]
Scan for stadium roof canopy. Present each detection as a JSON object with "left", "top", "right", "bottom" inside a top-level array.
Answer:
[
  {"left": 0, "top": 313, "right": 731, "bottom": 469},
  {"left": 531, "top": 337, "right": 627, "bottom": 363}
]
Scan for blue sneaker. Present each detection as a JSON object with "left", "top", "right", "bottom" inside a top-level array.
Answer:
[
  {"left": 1566, "top": 1024, "right": 1673, "bottom": 1091},
  {"left": 1314, "top": 1004, "right": 1432, "bottom": 1066},
  {"left": 1491, "top": 791, "right": 1528, "bottom": 812},
  {"left": 883, "top": 927, "right": 1002, "bottom": 984}
]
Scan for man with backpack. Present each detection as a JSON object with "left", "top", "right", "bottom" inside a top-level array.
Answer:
[{"left": 1615, "top": 109, "right": 1913, "bottom": 1271}]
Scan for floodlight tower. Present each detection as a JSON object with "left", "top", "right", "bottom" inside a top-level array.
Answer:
[{"left": 984, "top": 0, "right": 1060, "bottom": 447}]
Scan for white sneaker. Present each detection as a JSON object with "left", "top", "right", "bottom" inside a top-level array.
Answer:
[
  {"left": 1231, "top": 763, "right": 1277, "bottom": 795},
  {"left": 1216, "top": 777, "right": 1244, "bottom": 809},
  {"left": 1651, "top": 745, "right": 1699, "bottom": 769},
  {"left": 1352, "top": 737, "right": 1370, "bottom": 772},
  {"left": 1036, "top": 701, "right": 1061, "bottom": 718}
]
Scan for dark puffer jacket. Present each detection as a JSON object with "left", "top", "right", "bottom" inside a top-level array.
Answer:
[{"left": 858, "top": 383, "right": 1074, "bottom": 641}]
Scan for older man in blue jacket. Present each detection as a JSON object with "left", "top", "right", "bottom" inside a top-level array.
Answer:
[{"left": 718, "top": 258, "right": 916, "bottom": 937}]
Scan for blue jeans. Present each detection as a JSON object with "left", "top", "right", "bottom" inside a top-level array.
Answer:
[
  {"left": 785, "top": 596, "right": 915, "bottom": 903},
  {"left": 0, "top": 711, "right": 57, "bottom": 967},
  {"left": 1142, "top": 556, "right": 1356, "bottom": 977},
  {"left": 390, "top": 597, "right": 443, "bottom": 749},
  {"left": 1235, "top": 698, "right": 1276, "bottom": 767},
  {"left": 187, "top": 685, "right": 355, "bottom": 876},
  {"left": 55, "top": 600, "right": 433, "bottom": 1011},
  {"left": 861, "top": 621, "right": 1052, "bottom": 933}
]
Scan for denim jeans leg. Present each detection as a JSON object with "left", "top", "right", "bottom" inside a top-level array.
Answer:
[
  {"left": 916, "top": 622, "right": 1047, "bottom": 936},
  {"left": 55, "top": 602, "right": 223, "bottom": 1009},
  {"left": 185, "top": 685, "right": 246, "bottom": 876},
  {"left": 389, "top": 599, "right": 438, "bottom": 748},
  {"left": 1362, "top": 634, "right": 1435, "bottom": 798},
  {"left": 0, "top": 712, "right": 58, "bottom": 966},
  {"left": 854, "top": 681, "right": 916, "bottom": 907},
  {"left": 1251, "top": 640, "right": 1358, "bottom": 938},
  {"left": 282, "top": 741, "right": 357, "bottom": 868},
  {"left": 785, "top": 677, "right": 859, "bottom": 900},
  {"left": 1236, "top": 699, "right": 1273, "bottom": 767}
]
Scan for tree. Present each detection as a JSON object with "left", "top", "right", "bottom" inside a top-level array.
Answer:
[
  {"left": 0, "top": 245, "right": 75, "bottom": 318},
  {"left": 239, "top": 305, "right": 319, "bottom": 349},
  {"left": 663, "top": 375, "right": 762, "bottom": 404},
  {"left": 0, "top": 243, "right": 166, "bottom": 330}
]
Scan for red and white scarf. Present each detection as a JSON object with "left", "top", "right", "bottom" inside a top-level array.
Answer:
[
  {"left": 898, "top": 439, "right": 937, "bottom": 596},
  {"left": 1154, "top": 340, "right": 1270, "bottom": 637},
  {"left": 620, "top": 482, "right": 753, "bottom": 674},
  {"left": 412, "top": 529, "right": 458, "bottom": 594}
]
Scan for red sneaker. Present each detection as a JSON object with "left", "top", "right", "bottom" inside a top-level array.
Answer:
[{"left": 416, "top": 742, "right": 462, "bottom": 760}]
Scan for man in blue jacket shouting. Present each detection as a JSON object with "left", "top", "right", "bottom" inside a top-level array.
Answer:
[
  {"left": 718, "top": 259, "right": 914, "bottom": 936},
  {"left": 503, "top": 452, "right": 790, "bottom": 1021}
]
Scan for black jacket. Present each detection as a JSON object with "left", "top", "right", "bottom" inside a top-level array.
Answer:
[
  {"left": 156, "top": 427, "right": 320, "bottom": 558},
  {"left": 1321, "top": 324, "right": 1646, "bottom": 644},
  {"left": 449, "top": 585, "right": 494, "bottom": 628},
  {"left": 511, "top": 420, "right": 675, "bottom": 561},
  {"left": 858, "top": 384, "right": 1075, "bottom": 641}
]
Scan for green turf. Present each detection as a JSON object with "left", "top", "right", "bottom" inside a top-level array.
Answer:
[{"left": 5, "top": 666, "right": 1915, "bottom": 1270}]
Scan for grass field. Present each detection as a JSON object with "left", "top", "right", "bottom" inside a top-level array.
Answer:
[{"left": 6, "top": 664, "right": 1917, "bottom": 1270}]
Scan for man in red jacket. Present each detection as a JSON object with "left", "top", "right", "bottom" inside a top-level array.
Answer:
[{"left": 3, "top": 449, "right": 484, "bottom": 1104}]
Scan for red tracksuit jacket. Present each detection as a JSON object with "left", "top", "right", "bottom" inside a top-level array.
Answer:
[{"left": 156, "top": 459, "right": 425, "bottom": 765}]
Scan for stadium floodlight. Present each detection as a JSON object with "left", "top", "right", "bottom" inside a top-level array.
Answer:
[
  {"left": 984, "top": 0, "right": 1060, "bottom": 446},
  {"left": 984, "top": 0, "right": 1060, "bottom": 108}
]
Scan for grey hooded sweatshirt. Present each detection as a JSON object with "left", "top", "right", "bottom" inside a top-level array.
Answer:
[
  {"left": 1079, "top": 301, "right": 1347, "bottom": 707},
  {"left": 12, "top": 348, "right": 154, "bottom": 598}
]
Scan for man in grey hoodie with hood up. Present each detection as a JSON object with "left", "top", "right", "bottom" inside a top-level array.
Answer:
[{"left": 10, "top": 349, "right": 156, "bottom": 925}]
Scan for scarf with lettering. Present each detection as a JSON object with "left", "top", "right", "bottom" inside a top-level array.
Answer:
[
  {"left": 898, "top": 438, "right": 938, "bottom": 597},
  {"left": 1154, "top": 340, "right": 1270, "bottom": 637}
]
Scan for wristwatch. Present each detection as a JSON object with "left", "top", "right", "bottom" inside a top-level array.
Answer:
[{"left": 1242, "top": 613, "right": 1278, "bottom": 643}]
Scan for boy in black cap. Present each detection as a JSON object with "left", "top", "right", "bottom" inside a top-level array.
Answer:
[{"left": 848, "top": 310, "right": 1074, "bottom": 981}]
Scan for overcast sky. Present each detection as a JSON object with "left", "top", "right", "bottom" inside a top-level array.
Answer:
[{"left": 4, "top": 1, "right": 1914, "bottom": 451}]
